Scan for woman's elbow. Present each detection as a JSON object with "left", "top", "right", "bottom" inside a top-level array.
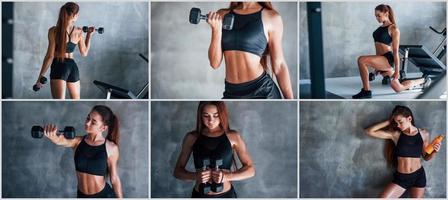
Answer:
[
  {"left": 209, "top": 61, "right": 221, "bottom": 69},
  {"left": 272, "top": 60, "right": 287, "bottom": 75},
  {"left": 110, "top": 175, "right": 121, "bottom": 185},
  {"left": 364, "top": 128, "right": 373, "bottom": 136},
  {"left": 173, "top": 168, "right": 181, "bottom": 179},
  {"left": 80, "top": 50, "right": 89, "bottom": 57}
]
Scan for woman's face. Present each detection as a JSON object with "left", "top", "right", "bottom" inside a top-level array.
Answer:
[
  {"left": 71, "top": 13, "right": 79, "bottom": 22},
  {"left": 84, "top": 111, "right": 107, "bottom": 134},
  {"left": 393, "top": 114, "right": 413, "bottom": 132},
  {"left": 201, "top": 104, "right": 221, "bottom": 131},
  {"left": 375, "top": 10, "right": 388, "bottom": 23}
]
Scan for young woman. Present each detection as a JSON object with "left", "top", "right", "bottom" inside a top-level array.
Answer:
[
  {"left": 44, "top": 105, "right": 123, "bottom": 198},
  {"left": 207, "top": 2, "right": 293, "bottom": 99},
  {"left": 173, "top": 101, "right": 255, "bottom": 198},
  {"left": 365, "top": 105, "right": 442, "bottom": 197},
  {"left": 353, "top": 4, "right": 431, "bottom": 99},
  {"left": 35, "top": 2, "right": 96, "bottom": 99}
]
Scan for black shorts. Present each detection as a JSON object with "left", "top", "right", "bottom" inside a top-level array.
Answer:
[
  {"left": 77, "top": 183, "right": 116, "bottom": 198},
  {"left": 191, "top": 185, "right": 237, "bottom": 198},
  {"left": 382, "top": 51, "right": 394, "bottom": 67},
  {"left": 50, "top": 58, "right": 80, "bottom": 82},
  {"left": 223, "top": 71, "right": 282, "bottom": 99},
  {"left": 392, "top": 167, "right": 426, "bottom": 189}
]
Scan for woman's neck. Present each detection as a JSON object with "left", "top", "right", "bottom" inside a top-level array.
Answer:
[
  {"left": 402, "top": 126, "right": 417, "bottom": 135},
  {"left": 204, "top": 127, "right": 224, "bottom": 136},
  {"left": 86, "top": 132, "right": 105, "bottom": 142},
  {"left": 240, "top": 2, "right": 260, "bottom": 10}
]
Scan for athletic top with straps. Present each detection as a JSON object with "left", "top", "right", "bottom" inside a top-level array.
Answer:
[
  {"left": 66, "top": 26, "right": 77, "bottom": 53},
  {"left": 192, "top": 133, "right": 233, "bottom": 170},
  {"left": 222, "top": 8, "right": 268, "bottom": 57},
  {"left": 372, "top": 25, "right": 392, "bottom": 45},
  {"left": 395, "top": 129, "right": 423, "bottom": 158},
  {"left": 74, "top": 135, "right": 108, "bottom": 176}
]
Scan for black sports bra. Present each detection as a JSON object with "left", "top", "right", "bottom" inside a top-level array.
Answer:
[
  {"left": 66, "top": 26, "right": 76, "bottom": 53},
  {"left": 74, "top": 136, "right": 108, "bottom": 176},
  {"left": 373, "top": 25, "right": 392, "bottom": 45},
  {"left": 192, "top": 132, "right": 233, "bottom": 170},
  {"left": 395, "top": 129, "right": 423, "bottom": 158},
  {"left": 222, "top": 8, "right": 268, "bottom": 57}
]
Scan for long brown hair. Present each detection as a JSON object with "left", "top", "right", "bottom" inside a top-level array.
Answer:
[
  {"left": 228, "top": 2, "right": 275, "bottom": 72},
  {"left": 384, "top": 105, "right": 415, "bottom": 167},
  {"left": 55, "top": 2, "right": 79, "bottom": 61},
  {"left": 92, "top": 105, "right": 120, "bottom": 146},
  {"left": 375, "top": 4, "right": 396, "bottom": 25},
  {"left": 195, "top": 101, "right": 230, "bottom": 135}
]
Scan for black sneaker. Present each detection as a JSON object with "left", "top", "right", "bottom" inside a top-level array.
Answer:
[
  {"left": 352, "top": 89, "right": 372, "bottom": 99},
  {"left": 382, "top": 76, "right": 391, "bottom": 85},
  {"left": 422, "top": 76, "right": 432, "bottom": 89}
]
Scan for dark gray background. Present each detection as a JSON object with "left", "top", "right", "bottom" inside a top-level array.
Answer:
[
  {"left": 11, "top": 2, "right": 148, "bottom": 99},
  {"left": 2, "top": 101, "right": 149, "bottom": 198},
  {"left": 151, "top": 2, "right": 297, "bottom": 99},
  {"left": 151, "top": 101, "right": 297, "bottom": 197},
  {"left": 300, "top": 101, "right": 446, "bottom": 197},
  {"left": 300, "top": 2, "right": 446, "bottom": 79}
]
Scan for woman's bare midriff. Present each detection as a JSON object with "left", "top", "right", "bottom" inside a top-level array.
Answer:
[
  {"left": 76, "top": 172, "right": 107, "bottom": 195},
  {"left": 224, "top": 51, "right": 265, "bottom": 84},
  {"left": 375, "top": 42, "right": 392, "bottom": 56},
  {"left": 194, "top": 180, "right": 232, "bottom": 195},
  {"left": 64, "top": 53, "right": 74, "bottom": 59},
  {"left": 397, "top": 157, "right": 422, "bottom": 174}
]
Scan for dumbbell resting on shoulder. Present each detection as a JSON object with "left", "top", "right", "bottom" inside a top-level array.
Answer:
[
  {"left": 82, "top": 26, "right": 104, "bottom": 34},
  {"left": 31, "top": 125, "right": 76, "bottom": 139},
  {"left": 189, "top": 7, "right": 234, "bottom": 30}
]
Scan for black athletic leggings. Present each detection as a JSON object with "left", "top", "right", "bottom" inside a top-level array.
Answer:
[
  {"left": 191, "top": 185, "right": 237, "bottom": 198},
  {"left": 77, "top": 183, "right": 116, "bottom": 198}
]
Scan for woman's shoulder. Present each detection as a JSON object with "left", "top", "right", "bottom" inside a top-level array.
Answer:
[
  {"left": 217, "top": 8, "right": 231, "bottom": 16},
  {"left": 184, "top": 130, "right": 199, "bottom": 144},
  {"left": 225, "top": 129, "right": 243, "bottom": 141}
]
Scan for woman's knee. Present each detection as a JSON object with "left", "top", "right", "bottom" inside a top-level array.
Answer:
[{"left": 391, "top": 80, "right": 402, "bottom": 93}]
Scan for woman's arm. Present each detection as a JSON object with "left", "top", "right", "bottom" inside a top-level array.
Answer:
[
  {"left": 173, "top": 133, "right": 209, "bottom": 182},
  {"left": 36, "top": 27, "right": 56, "bottom": 86},
  {"left": 107, "top": 142, "right": 123, "bottom": 198},
  {"left": 43, "top": 124, "right": 81, "bottom": 148},
  {"left": 267, "top": 11, "right": 293, "bottom": 99},
  {"left": 78, "top": 27, "right": 93, "bottom": 57},
  {"left": 207, "top": 10, "right": 225, "bottom": 69},
  {"left": 421, "top": 129, "right": 442, "bottom": 161},
  {"left": 217, "top": 132, "right": 255, "bottom": 182},
  {"left": 390, "top": 25, "right": 400, "bottom": 80},
  {"left": 364, "top": 120, "right": 395, "bottom": 140}
]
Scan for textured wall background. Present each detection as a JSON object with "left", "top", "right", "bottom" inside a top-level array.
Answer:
[
  {"left": 300, "top": 2, "right": 446, "bottom": 79},
  {"left": 11, "top": 2, "right": 148, "bottom": 99},
  {"left": 2, "top": 101, "right": 149, "bottom": 198},
  {"left": 300, "top": 101, "right": 446, "bottom": 197},
  {"left": 151, "top": 2, "right": 297, "bottom": 98},
  {"left": 151, "top": 101, "right": 297, "bottom": 197}
]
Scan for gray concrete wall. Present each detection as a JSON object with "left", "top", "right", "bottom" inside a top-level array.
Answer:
[
  {"left": 151, "top": 2, "right": 297, "bottom": 99},
  {"left": 300, "top": 2, "right": 446, "bottom": 79},
  {"left": 151, "top": 101, "right": 297, "bottom": 197},
  {"left": 2, "top": 101, "right": 148, "bottom": 198},
  {"left": 12, "top": 2, "right": 148, "bottom": 99},
  {"left": 299, "top": 101, "right": 446, "bottom": 197}
]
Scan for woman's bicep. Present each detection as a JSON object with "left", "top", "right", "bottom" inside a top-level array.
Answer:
[
  {"left": 46, "top": 28, "right": 56, "bottom": 57},
  {"left": 175, "top": 134, "right": 195, "bottom": 169},
  {"left": 268, "top": 14, "right": 285, "bottom": 63},
  {"left": 234, "top": 134, "right": 253, "bottom": 166}
]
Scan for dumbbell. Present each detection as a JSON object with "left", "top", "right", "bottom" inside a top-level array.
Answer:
[
  {"left": 211, "top": 159, "right": 223, "bottom": 193},
  {"left": 82, "top": 26, "right": 104, "bottom": 34},
  {"left": 31, "top": 125, "right": 76, "bottom": 139},
  {"left": 199, "top": 158, "right": 211, "bottom": 195},
  {"left": 369, "top": 72, "right": 390, "bottom": 85},
  {"left": 32, "top": 76, "right": 47, "bottom": 91},
  {"left": 189, "top": 7, "right": 234, "bottom": 30}
]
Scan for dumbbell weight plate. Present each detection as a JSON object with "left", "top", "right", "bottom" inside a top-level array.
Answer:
[
  {"left": 64, "top": 126, "right": 76, "bottom": 139},
  {"left": 189, "top": 8, "right": 201, "bottom": 24},
  {"left": 31, "top": 126, "right": 44, "bottom": 138}
]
